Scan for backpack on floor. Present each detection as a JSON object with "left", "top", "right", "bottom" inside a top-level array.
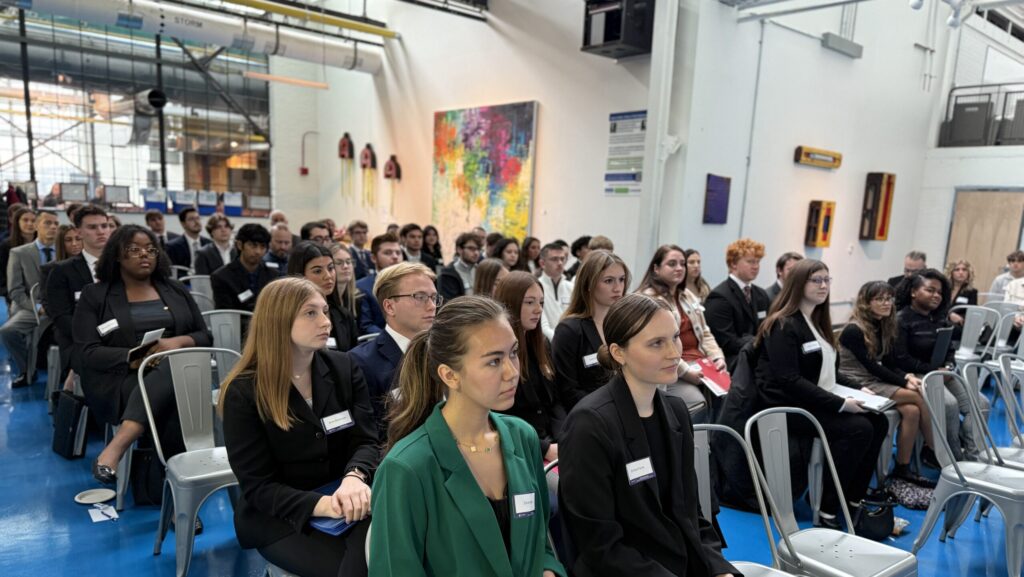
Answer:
[{"left": 887, "top": 478, "right": 934, "bottom": 510}]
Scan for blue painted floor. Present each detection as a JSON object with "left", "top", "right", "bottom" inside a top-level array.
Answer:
[{"left": 0, "top": 343, "right": 1013, "bottom": 575}]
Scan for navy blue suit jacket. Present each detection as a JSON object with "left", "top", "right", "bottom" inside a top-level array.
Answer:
[
  {"left": 356, "top": 273, "right": 385, "bottom": 335},
  {"left": 165, "top": 234, "right": 211, "bottom": 272},
  {"left": 349, "top": 329, "right": 403, "bottom": 439}
]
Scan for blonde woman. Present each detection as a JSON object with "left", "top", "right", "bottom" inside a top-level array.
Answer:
[
  {"left": 220, "top": 277, "right": 378, "bottom": 577},
  {"left": 945, "top": 259, "right": 977, "bottom": 325}
]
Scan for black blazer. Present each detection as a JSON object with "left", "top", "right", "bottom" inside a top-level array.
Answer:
[
  {"left": 222, "top": 350, "right": 380, "bottom": 549},
  {"left": 754, "top": 312, "right": 849, "bottom": 414},
  {"left": 71, "top": 278, "right": 212, "bottom": 425},
  {"left": 437, "top": 262, "right": 468, "bottom": 302},
  {"left": 193, "top": 243, "right": 237, "bottom": 275},
  {"left": 705, "top": 278, "right": 771, "bottom": 370},
  {"left": 328, "top": 302, "right": 359, "bottom": 353},
  {"left": 499, "top": 346, "right": 566, "bottom": 456},
  {"left": 45, "top": 254, "right": 93, "bottom": 355},
  {"left": 403, "top": 249, "right": 438, "bottom": 272},
  {"left": 764, "top": 281, "right": 782, "bottom": 304},
  {"left": 165, "top": 234, "right": 211, "bottom": 271},
  {"left": 211, "top": 259, "right": 278, "bottom": 312},
  {"left": 553, "top": 316, "right": 611, "bottom": 410},
  {"left": 559, "top": 375, "right": 738, "bottom": 577},
  {"left": 349, "top": 330, "right": 403, "bottom": 438},
  {"left": 951, "top": 287, "right": 978, "bottom": 307}
]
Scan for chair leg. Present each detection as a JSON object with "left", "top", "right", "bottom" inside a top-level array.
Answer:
[
  {"left": 115, "top": 442, "right": 133, "bottom": 512},
  {"left": 942, "top": 494, "right": 976, "bottom": 541},
  {"left": 1004, "top": 521, "right": 1024, "bottom": 577},
  {"left": 154, "top": 481, "right": 173, "bottom": 556},
  {"left": 173, "top": 486, "right": 202, "bottom": 577},
  {"left": 913, "top": 480, "right": 958, "bottom": 554},
  {"left": 982, "top": 499, "right": 994, "bottom": 518},
  {"left": 808, "top": 440, "right": 823, "bottom": 526}
]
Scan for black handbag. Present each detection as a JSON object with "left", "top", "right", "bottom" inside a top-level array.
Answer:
[
  {"left": 852, "top": 501, "right": 896, "bottom": 540},
  {"left": 130, "top": 447, "right": 167, "bottom": 507},
  {"left": 52, "top": 390, "right": 89, "bottom": 459}
]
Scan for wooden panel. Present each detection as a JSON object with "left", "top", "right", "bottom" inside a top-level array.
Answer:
[{"left": 946, "top": 191, "right": 1024, "bottom": 293}]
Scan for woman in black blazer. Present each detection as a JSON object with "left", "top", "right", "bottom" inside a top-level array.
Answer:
[
  {"left": 553, "top": 250, "right": 630, "bottom": 410},
  {"left": 220, "top": 276, "right": 377, "bottom": 577},
  {"left": 754, "top": 259, "right": 887, "bottom": 529},
  {"left": 289, "top": 242, "right": 359, "bottom": 352},
  {"left": 945, "top": 259, "right": 978, "bottom": 325},
  {"left": 495, "top": 271, "right": 566, "bottom": 461},
  {"left": 560, "top": 293, "right": 738, "bottom": 577},
  {"left": 74, "top": 225, "right": 212, "bottom": 485}
]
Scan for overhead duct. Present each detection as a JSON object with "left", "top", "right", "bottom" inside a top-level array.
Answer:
[{"left": 4, "top": 0, "right": 384, "bottom": 73}]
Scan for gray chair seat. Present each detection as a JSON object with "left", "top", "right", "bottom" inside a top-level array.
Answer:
[
  {"left": 945, "top": 462, "right": 1024, "bottom": 495},
  {"left": 779, "top": 529, "right": 917, "bottom": 577},
  {"left": 731, "top": 561, "right": 799, "bottom": 577},
  {"left": 166, "top": 447, "right": 235, "bottom": 486}
]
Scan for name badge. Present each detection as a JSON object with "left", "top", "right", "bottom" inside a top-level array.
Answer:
[
  {"left": 626, "top": 457, "right": 656, "bottom": 485},
  {"left": 97, "top": 318, "right": 119, "bottom": 336},
  {"left": 464, "top": 281, "right": 472, "bottom": 290},
  {"left": 265, "top": 262, "right": 279, "bottom": 270},
  {"left": 513, "top": 492, "right": 536, "bottom": 518},
  {"left": 955, "top": 296, "right": 968, "bottom": 304},
  {"left": 238, "top": 289, "right": 254, "bottom": 303},
  {"left": 321, "top": 410, "right": 354, "bottom": 434},
  {"left": 802, "top": 341, "right": 822, "bottom": 354},
  {"left": 757, "top": 310, "right": 767, "bottom": 320},
  {"left": 583, "top": 353, "right": 599, "bottom": 368},
  {"left": 326, "top": 337, "right": 338, "bottom": 349},
  {"left": 74, "top": 291, "right": 81, "bottom": 302}
]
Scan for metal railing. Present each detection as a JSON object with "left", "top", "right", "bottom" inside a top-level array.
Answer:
[{"left": 939, "top": 82, "right": 1024, "bottom": 147}]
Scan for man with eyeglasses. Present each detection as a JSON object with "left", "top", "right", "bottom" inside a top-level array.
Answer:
[
  {"left": 887, "top": 250, "right": 927, "bottom": 289},
  {"left": 300, "top": 220, "right": 331, "bottom": 247},
  {"left": 538, "top": 242, "right": 573, "bottom": 341},
  {"left": 355, "top": 233, "right": 405, "bottom": 335},
  {"left": 263, "top": 223, "right": 292, "bottom": 275},
  {"left": 46, "top": 205, "right": 111, "bottom": 382},
  {"left": 2, "top": 210, "right": 58, "bottom": 387},
  {"left": 350, "top": 262, "right": 438, "bottom": 436},
  {"left": 211, "top": 224, "right": 275, "bottom": 316},
  {"left": 437, "top": 232, "right": 481, "bottom": 302}
]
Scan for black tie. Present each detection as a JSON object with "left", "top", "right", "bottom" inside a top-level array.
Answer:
[
  {"left": 43, "top": 247, "right": 53, "bottom": 263},
  {"left": 159, "top": 236, "right": 165, "bottom": 249},
  {"left": 743, "top": 285, "right": 752, "bottom": 304}
]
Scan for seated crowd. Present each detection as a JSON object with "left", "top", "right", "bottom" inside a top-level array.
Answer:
[{"left": 6, "top": 200, "right": 1011, "bottom": 577}]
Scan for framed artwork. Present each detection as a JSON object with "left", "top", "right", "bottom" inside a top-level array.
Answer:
[
  {"left": 703, "top": 174, "right": 731, "bottom": 224},
  {"left": 432, "top": 101, "right": 538, "bottom": 242}
]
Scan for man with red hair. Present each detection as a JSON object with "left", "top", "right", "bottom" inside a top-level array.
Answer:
[{"left": 705, "top": 238, "right": 770, "bottom": 371}]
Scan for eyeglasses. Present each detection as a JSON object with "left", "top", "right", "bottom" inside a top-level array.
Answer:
[
  {"left": 807, "top": 276, "right": 833, "bottom": 286},
  {"left": 904, "top": 267, "right": 925, "bottom": 275},
  {"left": 124, "top": 246, "right": 159, "bottom": 259},
  {"left": 390, "top": 292, "right": 443, "bottom": 307},
  {"left": 871, "top": 296, "right": 895, "bottom": 304}
]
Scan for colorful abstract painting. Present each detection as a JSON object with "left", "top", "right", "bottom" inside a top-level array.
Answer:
[{"left": 432, "top": 101, "right": 538, "bottom": 243}]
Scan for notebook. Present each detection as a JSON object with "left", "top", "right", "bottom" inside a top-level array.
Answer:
[
  {"left": 309, "top": 479, "right": 358, "bottom": 536},
  {"left": 829, "top": 384, "right": 895, "bottom": 413},
  {"left": 930, "top": 326, "right": 955, "bottom": 368},
  {"left": 694, "top": 358, "right": 731, "bottom": 397}
]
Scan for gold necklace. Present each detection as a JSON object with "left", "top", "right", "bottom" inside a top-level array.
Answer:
[{"left": 455, "top": 433, "right": 499, "bottom": 454}]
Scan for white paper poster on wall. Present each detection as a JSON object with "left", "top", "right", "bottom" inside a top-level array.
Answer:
[{"left": 604, "top": 110, "right": 646, "bottom": 197}]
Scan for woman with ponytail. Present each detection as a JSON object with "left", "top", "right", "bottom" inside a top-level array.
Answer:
[
  {"left": 369, "top": 296, "right": 565, "bottom": 577},
  {"left": 559, "top": 293, "right": 737, "bottom": 577},
  {"left": 220, "top": 277, "right": 378, "bottom": 577}
]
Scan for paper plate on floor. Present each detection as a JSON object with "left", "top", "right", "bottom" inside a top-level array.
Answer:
[{"left": 74, "top": 488, "right": 116, "bottom": 505}]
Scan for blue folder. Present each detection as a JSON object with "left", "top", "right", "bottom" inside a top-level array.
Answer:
[{"left": 309, "top": 479, "right": 357, "bottom": 536}]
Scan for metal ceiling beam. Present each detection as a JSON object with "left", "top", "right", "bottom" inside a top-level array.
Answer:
[
  {"left": 172, "top": 37, "right": 271, "bottom": 144},
  {"left": 218, "top": 0, "right": 400, "bottom": 38},
  {"left": 738, "top": 0, "right": 873, "bottom": 23}
]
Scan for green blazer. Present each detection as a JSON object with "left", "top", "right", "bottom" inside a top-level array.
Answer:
[{"left": 369, "top": 403, "right": 566, "bottom": 577}]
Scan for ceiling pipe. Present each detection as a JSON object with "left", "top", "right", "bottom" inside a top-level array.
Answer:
[
  {"left": 218, "top": 0, "right": 399, "bottom": 39},
  {"left": 3, "top": 0, "right": 383, "bottom": 73}
]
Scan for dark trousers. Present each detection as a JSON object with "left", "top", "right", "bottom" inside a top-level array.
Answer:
[
  {"left": 789, "top": 410, "right": 888, "bottom": 515},
  {"left": 258, "top": 519, "right": 369, "bottom": 577},
  {"left": 120, "top": 364, "right": 186, "bottom": 457}
]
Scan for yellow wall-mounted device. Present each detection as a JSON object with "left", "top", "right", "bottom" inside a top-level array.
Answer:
[{"left": 794, "top": 146, "right": 842, "bottom": 169}]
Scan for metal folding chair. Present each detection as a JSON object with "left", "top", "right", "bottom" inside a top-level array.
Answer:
[
  {"left": 948, "top": 305, "right": 999, "bottom": 366},
  {"left": 181, "top": 275, "right": 213, "bottom": 301},
  {"left": 745, "top": 407, "right": 918, "bottom": 577},
  {"left": 912, "top": 370, "right": 1024, "bottom": 577},
  {"left": 141, "top": 348, "right": 241, "bottom": 577}
]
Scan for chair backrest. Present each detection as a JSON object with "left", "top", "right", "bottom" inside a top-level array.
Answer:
[
  {"left": 997, "top": 354, "right": 1024, "bottom": 444},
  {"left": 960, "top": 363, "right": 1000, "bottom": 457},
  {"left": 171, "top": 264, "right": 193, "bottom": 278},
  {"left": 992, "top": 312, "right": 1019, "bottom": 351},
  {"left": 191, "top": 291, "right": 215, "bottom": 313},
  {"left": 978, "top": 292, "right": 1005, "bottom": 305},
  {"left": 744, "top": 407, "right": 856, "bottom": 537},
  {"left": 182, "top": 275, "right": 213, "bottom": 300},
  {"left": 202, "top": 309, "right": 253, "bottom": 376},
  {"left": 948, "top": 305, "right": 999, "bottom": 356},
  {"left": 921, "top": 370, "right": 1003, "bottom": 484},
  {"left": 694, "top": 424, "right": 796, "bottom": 570},
  {"left": 29, "top": 282, "right": 40, "bottom": 323},
  {"left": 930, "top": 326, "right": 955, "bottom": 367},
  {"left": 136, "top": 347, "right": 241, "bottom": 465},
  {"left": 358, "top": 332, "right": 379, "bottom": 344}
]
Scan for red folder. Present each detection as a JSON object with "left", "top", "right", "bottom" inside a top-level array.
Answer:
[{"left": 696, "top": 358, "right": 731, "bottom": 397}]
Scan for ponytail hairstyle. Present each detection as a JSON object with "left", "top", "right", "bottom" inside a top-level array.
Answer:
[
  {"left": 756, "top": 259, "right": 834, "bottom": 348},
  {"left": 494, "top": 271, "right": 555, "bottom": 382},
  {"left": 385, "top": 296, "right": 508, "bottom": 454},
  {"left": 596, "top": 293, "right": 675, "bottom": 372},
  {"left": 218, "top": 277, "right": 321, "bottom": 430}
]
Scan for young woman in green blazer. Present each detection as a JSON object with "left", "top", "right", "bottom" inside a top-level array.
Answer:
[{"left": 369, "top": 296, "right": 566, "bottom": 577}]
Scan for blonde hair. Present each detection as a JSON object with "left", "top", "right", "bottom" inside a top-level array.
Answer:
[
  {"left": 218, "top": 277, "right": 321, "bottom": 430},
  {"left": 373, "top": 262, "right": 436, "bottom": 302},
  {"left": 588, "top": 235, "right": 614, "bottom": 251},
  {"left": 944, "top": 259, "right": 975, "bottom": 291}
]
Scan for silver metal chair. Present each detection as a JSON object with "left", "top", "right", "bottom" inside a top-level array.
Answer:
[
  {"left": 693, "top": 424, "right": 799, "bottom": 577},
  {"left": 190, "top": 291, "right": 215, "bottom": 313},
  {"left": 997, "top": 354, "right": 1024, "bottom": 449},
  {"left": 745, "top": 407, "right": 918, "bottom": 577},
  {"left": 103, "top": 422, "right": 134, "bottom": 512},
  {"left": 979, "top": 292, "right": 1005, "bottom": 305},
  {"left": 27, "top": 282, "right": 50, "bottom": 384},
  {"left": 141, "top": 347, "right": 242, "bottom": 577},
  {"left": 948, "top": 305, "right": 999, "bottom": 366},
  {"left": 983, "top": 304, "right": 1021, "bottom": 359},
  {"left": 911, "top": 370, "right": 1024, "bottom": 577},
  {"left": 202, "top": 309, "right": 252, "bottom": 378},
  {"left": 181, "top": 275, "right": 213, "bottom": 301},
  {"left": 171, "top": 265, "right": 193, "bottom": 278},
  {"left": 44, "top": 345, "right": 61, "bottom": 411},
  {"left": 357, "top": 332, "right": 379, "bottom": 344},
  {"left": 264, "top": 562, "right": 299, "bottom": 577}
]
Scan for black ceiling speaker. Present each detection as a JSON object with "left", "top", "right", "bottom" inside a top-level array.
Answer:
[{"left": 581, "top": 0, "right": 654, "bottom": 60}]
